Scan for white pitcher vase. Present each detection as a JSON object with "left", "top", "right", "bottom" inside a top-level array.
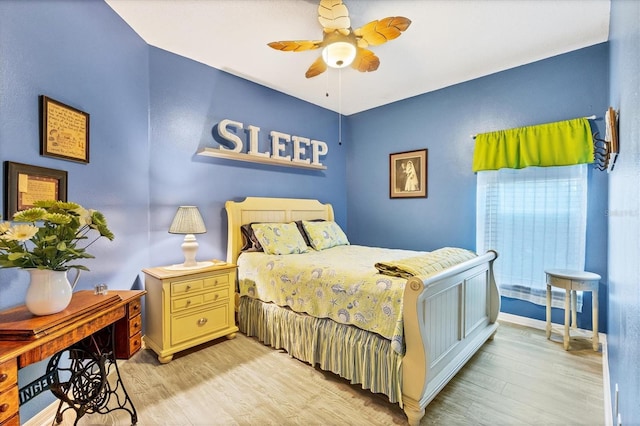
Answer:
[{"left": 25, "top": 269, "right": 81, "bottom": 316}]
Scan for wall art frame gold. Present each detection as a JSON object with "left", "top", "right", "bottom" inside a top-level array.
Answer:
[
  {"left": 4, "top": 161, "right": 68, "bottom": 219},
  {"left": 389, "top": 149, "right": 428, "bottom": 199},
  {"left": 40, "top": 95, "right": 90, "bottom": 163}
]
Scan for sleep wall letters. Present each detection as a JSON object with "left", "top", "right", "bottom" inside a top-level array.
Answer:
[{"left": 214, "top": 118, "right": 329, "bottom": 168}]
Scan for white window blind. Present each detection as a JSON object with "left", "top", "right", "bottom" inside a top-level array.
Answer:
[{"left": 476, "top": 164, "right": 588, "bottom": 309}]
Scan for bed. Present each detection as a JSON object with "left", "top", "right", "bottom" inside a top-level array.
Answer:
[{"left": 225, "top": 197, "right": 500, "bottom": 425}]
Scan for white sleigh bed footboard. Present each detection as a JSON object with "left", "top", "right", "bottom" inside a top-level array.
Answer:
[{"left": 401, "top": 250, "right": 500, "bottom": 426}]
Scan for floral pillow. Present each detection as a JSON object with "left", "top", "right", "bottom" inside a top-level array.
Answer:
[
  {"left": 302, "top": 220, "right": 350, "bottom": 251},
  {"left": 251, "top": 222, "right": 309, "bottom": 255},
  {"left": 295, "top": 219, "right": 324, "bottom": 247}
]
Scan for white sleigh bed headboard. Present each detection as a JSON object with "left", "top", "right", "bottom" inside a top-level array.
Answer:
[{"left": 225, "top": 197, "right": 334, "bottom": 264}]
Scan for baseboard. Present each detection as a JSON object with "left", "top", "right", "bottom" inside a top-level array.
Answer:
[
  {"left": 602, "top": 333, "right": 612, "bottom": 426},
  {"left": 24, "top": 400, "right": 58, "bottom": 426},
  {"left": 497, "top": 312, "right": 611, "bottom": 426}
]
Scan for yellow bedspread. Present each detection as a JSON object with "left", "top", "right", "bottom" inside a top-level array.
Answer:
[
  {"left": 238, "top": 245, "right": 422, "bottom": 353},
  {"left": 238, "top": 245, "right": 477, "bottom": 354},
  {"left": 374, "top": 247, "right": 477, "bottom": 278}
]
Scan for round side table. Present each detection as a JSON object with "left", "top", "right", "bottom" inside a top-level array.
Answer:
[{"left": 545, "top": 269, "right": 600, "bottom": 351}]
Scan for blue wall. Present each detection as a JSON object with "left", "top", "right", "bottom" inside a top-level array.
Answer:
[
  {"left": 147, "top": 47, "right": 347, "bottom": 268},
  {"left": 347, "top": 44, "right": 609, "bottom": 331},
  {"left": 607, "top": 0, "right": 640, "bottom": 423},
  {"left": 0, "top": 0, "right": 150, "bottom": 419}
]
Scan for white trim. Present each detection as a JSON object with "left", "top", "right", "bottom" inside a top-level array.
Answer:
[
  {"left": 498, "top": 312, "right": 547, "bottom": 329},
  {"left": 24, "top": 400, "right": 58, "bottom": 426},
  {"left": 498, "top": 313, "right": 610, "bottom": 426},
  {"left": 602, "top": 332, "right": 612, "bottom": 426}
]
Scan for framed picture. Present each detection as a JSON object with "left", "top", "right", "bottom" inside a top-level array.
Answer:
[
  {"left": 390, "top": 149, "right": 428, "bottom": 199},
  {"left": 3, "top": 161, "right": 68, "bottom": 219},
  {"left": 40, "top": 95, "right": 90, "bottom": 163}
]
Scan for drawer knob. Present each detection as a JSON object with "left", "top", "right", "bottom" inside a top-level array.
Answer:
[
  {"left": 197, "top": 318, "right": 208, "bottom": 326},
  {"left": 0, "top": 373, "right": 7, "bottom": 382},
  {"left": 186, "top": 285, "right": 191, "bottom": 291},
  {"left": 134, "top": 322, "right": 140, "bottom": 328},
  {"left": 0, "top": 403, "right": 9, "bottom": 413},
  {"left": 186, "top": 300, "right": 191, "bottom": 305}
]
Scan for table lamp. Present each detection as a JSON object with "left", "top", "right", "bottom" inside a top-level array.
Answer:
[{"left": 166, "top": 206, "right": 214, "bottom": 270}]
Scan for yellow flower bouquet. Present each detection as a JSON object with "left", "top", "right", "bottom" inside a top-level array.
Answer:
[{"left": 0, "top": 201, "right": 114, "bottom": 271}]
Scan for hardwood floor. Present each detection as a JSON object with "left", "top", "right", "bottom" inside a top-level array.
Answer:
[{"left": 53, "top": 320, "right": 604, "bottom": 425}]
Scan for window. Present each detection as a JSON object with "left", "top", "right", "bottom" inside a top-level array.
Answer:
[{"left": 476, "top": 164, "right": 588, "bottom": 308}]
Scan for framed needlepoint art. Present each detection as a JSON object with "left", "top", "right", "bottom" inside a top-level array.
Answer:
[
  {"left": 4, "top": 161, "right": 68, "bottom": 219},
  {"left": 40, "top": 95, "right": 90, "bottom": 163},
  {"left": 389, "top": 149, "right": 428, "bottom": 199}
]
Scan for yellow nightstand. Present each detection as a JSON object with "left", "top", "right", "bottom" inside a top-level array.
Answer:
[{"left": 142, "top": 261, "right": 238, "bottom": 363}]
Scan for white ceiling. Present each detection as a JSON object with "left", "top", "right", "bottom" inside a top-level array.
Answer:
[{"left": 105, "top": 0, "right": 610, "bottom": 116}]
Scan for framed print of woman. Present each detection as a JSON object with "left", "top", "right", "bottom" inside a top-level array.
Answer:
[{"left": 390, "top": 149, "right": 428, "bottom": 199}]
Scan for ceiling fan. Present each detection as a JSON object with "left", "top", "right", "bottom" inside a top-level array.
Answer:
[{"left": 268, "top": 0, "right": 412, "bottom": 78}]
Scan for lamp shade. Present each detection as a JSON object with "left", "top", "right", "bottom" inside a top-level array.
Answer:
[{"left": 169, "top": 206, "right": 206, "bottom": 234}]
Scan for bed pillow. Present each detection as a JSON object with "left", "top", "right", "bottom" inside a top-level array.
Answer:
[
  {"left": 240, "top": 223, "right": 263, "bottom": 252},
  {"left": 295, "top": 219, "right": 324, "bottom": 247},
  {"left": 251, "top": 222, "right": 309, "bottom": 255},
  {"left": 302, "top": 220, "right": 350, "bottom": 251}
]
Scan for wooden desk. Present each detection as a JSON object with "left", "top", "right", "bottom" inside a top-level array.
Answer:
[{"left": 0, "top": 290, "right": 145, "bottom": 426}]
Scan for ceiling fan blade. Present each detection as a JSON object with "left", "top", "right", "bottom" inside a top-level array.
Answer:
[
  {"left": 318, "top": 0, "right": 351, "bottom": 34},
  {"left": 305, "top": 56, "right": 328, "bottom": 78},
  {"left": 351, "top": 48, "right": 380, "bottom": 73},
  {"left": 354, "top": 16, "right": 412, "bottom": 47},
  {"left": 268, "top": 40, "right": 322, "bottom": 52}
]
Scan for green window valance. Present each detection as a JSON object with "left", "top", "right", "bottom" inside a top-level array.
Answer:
[{"left": 472, "top": 118, "right": 594, "bottom": 172}]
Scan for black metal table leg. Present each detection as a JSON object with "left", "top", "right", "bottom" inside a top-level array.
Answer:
[{"left": 47, "top": 323, "right": 138, "bottom": 425}]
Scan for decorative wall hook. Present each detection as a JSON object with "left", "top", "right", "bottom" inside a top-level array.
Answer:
[
  {"left": 592, "top": 107, "right": 618, "bottom": 172},
  {"left": 592, "top": 131, "right": 610, "bottom": 171}
]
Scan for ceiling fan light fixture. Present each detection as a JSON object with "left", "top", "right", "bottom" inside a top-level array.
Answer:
[
  {"left": 267, "top": 0, "right": 411, "bottom": 78},
  {"left": 322, "top": 40, "right": 356, "bottom": 68}
]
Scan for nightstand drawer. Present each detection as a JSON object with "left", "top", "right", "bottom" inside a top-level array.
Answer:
[
  {"left": 172, "top": 278, "right": 204, "bottom": 296},
  {"left": 171, "top": 303, "right": 230, "bottom": 346},
  {"left": 0, "top": 359, "right": 17, "bottom": 394},
  {"left": 204, "top": 274, "right": 228, "bottom": 288},
  {"left": 172, "top": 294, "right": 205, "bottom": 312},
  {"left": 203, "top": 287, "right": 229, "bottom": 304}
]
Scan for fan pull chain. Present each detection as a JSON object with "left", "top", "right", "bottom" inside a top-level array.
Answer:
[
  {"left": 325, "top": 69, "right": 330, "bottom": 98},
  {"left": 324, "top": 70, "right": 343, "bottom": 146},
  {"left": 338, "top": 68, "right": 342, "bottom": 146}
]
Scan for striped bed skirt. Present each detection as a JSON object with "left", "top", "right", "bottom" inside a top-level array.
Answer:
[{"left": 238, "top": 296, "right": 403, "bottom": 404}]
